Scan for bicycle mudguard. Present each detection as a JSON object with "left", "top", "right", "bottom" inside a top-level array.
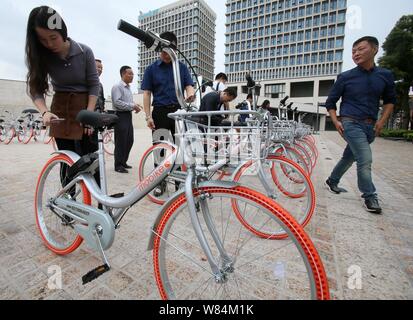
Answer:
[
  {"left": 52, "top": 150, "right": 81, "bottom": 163},
  {"left": 51, "top": 151, "right": 99, "bottom": 180},
  {"left": 147, "top": 179, "right": 239, "bottom": 251}
]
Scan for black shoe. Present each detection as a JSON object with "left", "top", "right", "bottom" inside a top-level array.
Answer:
[
  {"left": 124, "top": 164, "right": 133, "bottom": 169},
  {"left": 364, "top": 198, "right": 382, "bottom": 214},
  {"left": 115, "top": 167, "right": 129, "bottom": 174},
  {"left": 325, "top": 179, "right": 341, "bottom": 194}
]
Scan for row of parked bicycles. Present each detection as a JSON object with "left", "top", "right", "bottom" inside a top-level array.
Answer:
[
  {"left": 0, "top": 109, "right": 116, "bottom": 155},
  {"left": 33, "top": 20, "right": 329, "bottom": 300},
  {"left": 0, "top": 109, "right": 51, "bottom": 145}
]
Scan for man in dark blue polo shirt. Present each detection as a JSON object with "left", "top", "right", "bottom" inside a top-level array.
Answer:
[
  {"left": 141, "top": 31, "right": 195, "bottom": 196},
  {"left": 325, "top": 36, "right": 396, "bottom": 214}
]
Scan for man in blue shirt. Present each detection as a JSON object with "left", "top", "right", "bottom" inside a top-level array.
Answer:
[
  {"left": 325, "top": 36, "right": 396, "bottom": 214},
  {"left": 141, "top": 31, "right": 195, "bottom": 196}
]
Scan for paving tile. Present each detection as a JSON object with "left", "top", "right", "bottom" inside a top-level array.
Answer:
[{"left": 1, "top": 130, "right": 413, "bottom": 300}]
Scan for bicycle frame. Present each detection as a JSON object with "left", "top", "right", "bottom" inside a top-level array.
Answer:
[{"left": 43, "top": 44, "right": 240, "bottom": 278}]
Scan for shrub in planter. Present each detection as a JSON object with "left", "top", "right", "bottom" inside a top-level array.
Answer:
[{"left": 403, "top": 132, "right": 413, "bottom": 141}]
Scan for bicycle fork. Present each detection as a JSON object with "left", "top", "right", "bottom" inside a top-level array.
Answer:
[{"left": 185, "top": 169, "right": 234, "bottom": 284}]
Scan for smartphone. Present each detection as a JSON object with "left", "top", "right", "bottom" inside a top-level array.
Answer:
[{"left": 50, "top": 118, "right": 66, "bottom": 123}]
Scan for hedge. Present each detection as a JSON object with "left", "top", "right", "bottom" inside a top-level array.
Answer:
[{"left": 380, "top": 129, "right": 413, "bottom": 140}]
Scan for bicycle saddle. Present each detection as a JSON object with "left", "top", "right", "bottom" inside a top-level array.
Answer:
[
  {"left": 22, "top": 108, "right": 39, "bottom": 114},
  {"left": 76, "top": 110, "right": 119, "bottom": 128}
]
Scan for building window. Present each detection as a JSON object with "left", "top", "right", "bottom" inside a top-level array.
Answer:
[
  {"left": 265, "top": 83, "right": 286, "bottom": 98},
  {"left": 291, "top": 81, "right": 314, "bottom": 97}
]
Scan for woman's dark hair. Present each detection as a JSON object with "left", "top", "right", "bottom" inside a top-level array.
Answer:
[
  {"left": 261, "top": 100, "right": 270, "bottom": 108},
  {"left": 25, "top": 6, "right": 68, "bottom": 97}
]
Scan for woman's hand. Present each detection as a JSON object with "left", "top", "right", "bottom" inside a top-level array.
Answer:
[{"left": 42, "top": 112, "right": 59, "bottom": 126}]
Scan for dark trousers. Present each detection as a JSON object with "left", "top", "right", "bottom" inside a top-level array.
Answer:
[
  {"left": 152, "top": 106, "right": 180, "bottom": 189},
  {"left": 114, "top": 111, "right": 134, "bottom": 169},
  {"left": 55, "top": 133, "right": 101, "bottom": 193},
  {"left": 152, "top": 106, "right": 179, "bottom": 142}
]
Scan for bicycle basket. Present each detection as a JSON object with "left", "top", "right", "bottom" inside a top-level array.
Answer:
[{"left": 170, "top": 110, "right": 268, "bottom": 167}]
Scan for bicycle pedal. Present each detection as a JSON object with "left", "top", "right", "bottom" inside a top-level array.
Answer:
[{"left": 82, "top": 264, "right": 110, "bottom": 285}]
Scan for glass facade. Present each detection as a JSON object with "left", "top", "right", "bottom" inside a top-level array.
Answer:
[
  {"left": 225, "top": 0, "right": 347, "bottom": 83},
  {"left": 138, "top": 0, "right": 216, "bottom": 83}
]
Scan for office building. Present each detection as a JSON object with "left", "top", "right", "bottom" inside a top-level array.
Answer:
[
  {"left": 225, "top": 0, "right": 347, "bottom": 129},
  {"left": 138, "top": 0, "right": 217, "bottom": 84}
]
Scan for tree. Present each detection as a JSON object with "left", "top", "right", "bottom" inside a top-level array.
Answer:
[{"left": 378, "top": 15, "right": 413, "bottom": 130}]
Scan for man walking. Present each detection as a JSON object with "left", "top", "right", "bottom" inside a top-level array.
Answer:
[
  {"left": 325, "top": 36, "right": 396, "bottom": 214},
  {"left": 111, "top": 66, "right": 142, "bottom": 173}
]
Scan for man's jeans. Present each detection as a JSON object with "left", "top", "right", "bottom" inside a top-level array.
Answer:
[{"left": 329, "top": 119, "right": 377, "bottom": 200}]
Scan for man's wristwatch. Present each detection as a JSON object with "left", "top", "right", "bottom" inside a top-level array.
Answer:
[{"left": 145, "top": 115, "right": 152, "bottom": 121}]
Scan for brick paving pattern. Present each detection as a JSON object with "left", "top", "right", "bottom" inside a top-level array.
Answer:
[{"left": 0, "top": 130, "right": 412, "bottom": 299}]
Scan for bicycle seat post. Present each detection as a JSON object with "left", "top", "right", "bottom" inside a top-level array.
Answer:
[{"left": 97, "top": 129, "right": 108, "bottom": 196}]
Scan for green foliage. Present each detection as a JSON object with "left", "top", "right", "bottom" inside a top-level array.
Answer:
[
  {"left": 380, "top": 129, "right": 413, "bottom": 140},
  {"left": 403, "top": 132, "right": 413, "bottom": 141},
  {"left": 379, "top": 15, "right": 413, "bottom": 81},
  {"left": 378, "top": 15, "right": 413, "bottom": 129}
]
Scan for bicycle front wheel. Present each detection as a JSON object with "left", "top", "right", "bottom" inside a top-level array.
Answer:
[
  {"left": 153, "top": 186, "right": 329, "bottom": 300},
  {"left": 35, "top": 154, "right": 91, "bottom": 255}
]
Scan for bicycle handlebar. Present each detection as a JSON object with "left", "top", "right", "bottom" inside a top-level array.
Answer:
[
  {"left": 280, "top": 96, "right": 289, "bottom": 106},
  {"left": 117, "top": 20, "right": 154, "bottom": 48},
  {"left": 117, "top": 20, "right": 171, "bottom": 51}
]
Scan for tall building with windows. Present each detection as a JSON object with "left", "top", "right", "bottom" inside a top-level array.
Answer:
[
  {"left": 225, "top": 0, "right": 347, "bottom": 129},
  {"left": 138, "top": 0, "right": 216, "bottom": 84}
]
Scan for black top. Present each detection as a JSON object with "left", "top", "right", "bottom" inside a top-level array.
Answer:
[{"left": 199, "top": 91, "right": 223, "bottom": 125}]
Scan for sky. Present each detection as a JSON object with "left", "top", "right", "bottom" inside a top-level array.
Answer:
[{"left": 0, "top": 0, "right": 412, "bottom": 96}]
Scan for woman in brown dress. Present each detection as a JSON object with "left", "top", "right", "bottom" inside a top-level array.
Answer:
[{"left": 26, "top": 5, "right": 100, "bottom": 154}]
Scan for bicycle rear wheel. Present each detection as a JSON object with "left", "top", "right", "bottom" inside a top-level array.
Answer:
[
  {"left": 35, "top": 154, "right": 90, "bottom": 255},
  {"left": 153, "top": 186, "right": 329, "bottom": 300}
]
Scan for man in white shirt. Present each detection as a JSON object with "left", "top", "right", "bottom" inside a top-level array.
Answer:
[
  {"left": 111, "top": 66, "right": 141, "bottom": 173},
  {"left": 205, "top": 73, "right": 228, "bottom": 94}
]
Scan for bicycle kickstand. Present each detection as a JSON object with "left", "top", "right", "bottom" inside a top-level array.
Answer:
[{"left": 82, "top": 227, "right": 111, "bottom": 285}]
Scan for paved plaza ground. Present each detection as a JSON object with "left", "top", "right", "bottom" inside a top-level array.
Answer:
[{"left": 0, "top": 130, "right": 412, "bottom": 300}]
